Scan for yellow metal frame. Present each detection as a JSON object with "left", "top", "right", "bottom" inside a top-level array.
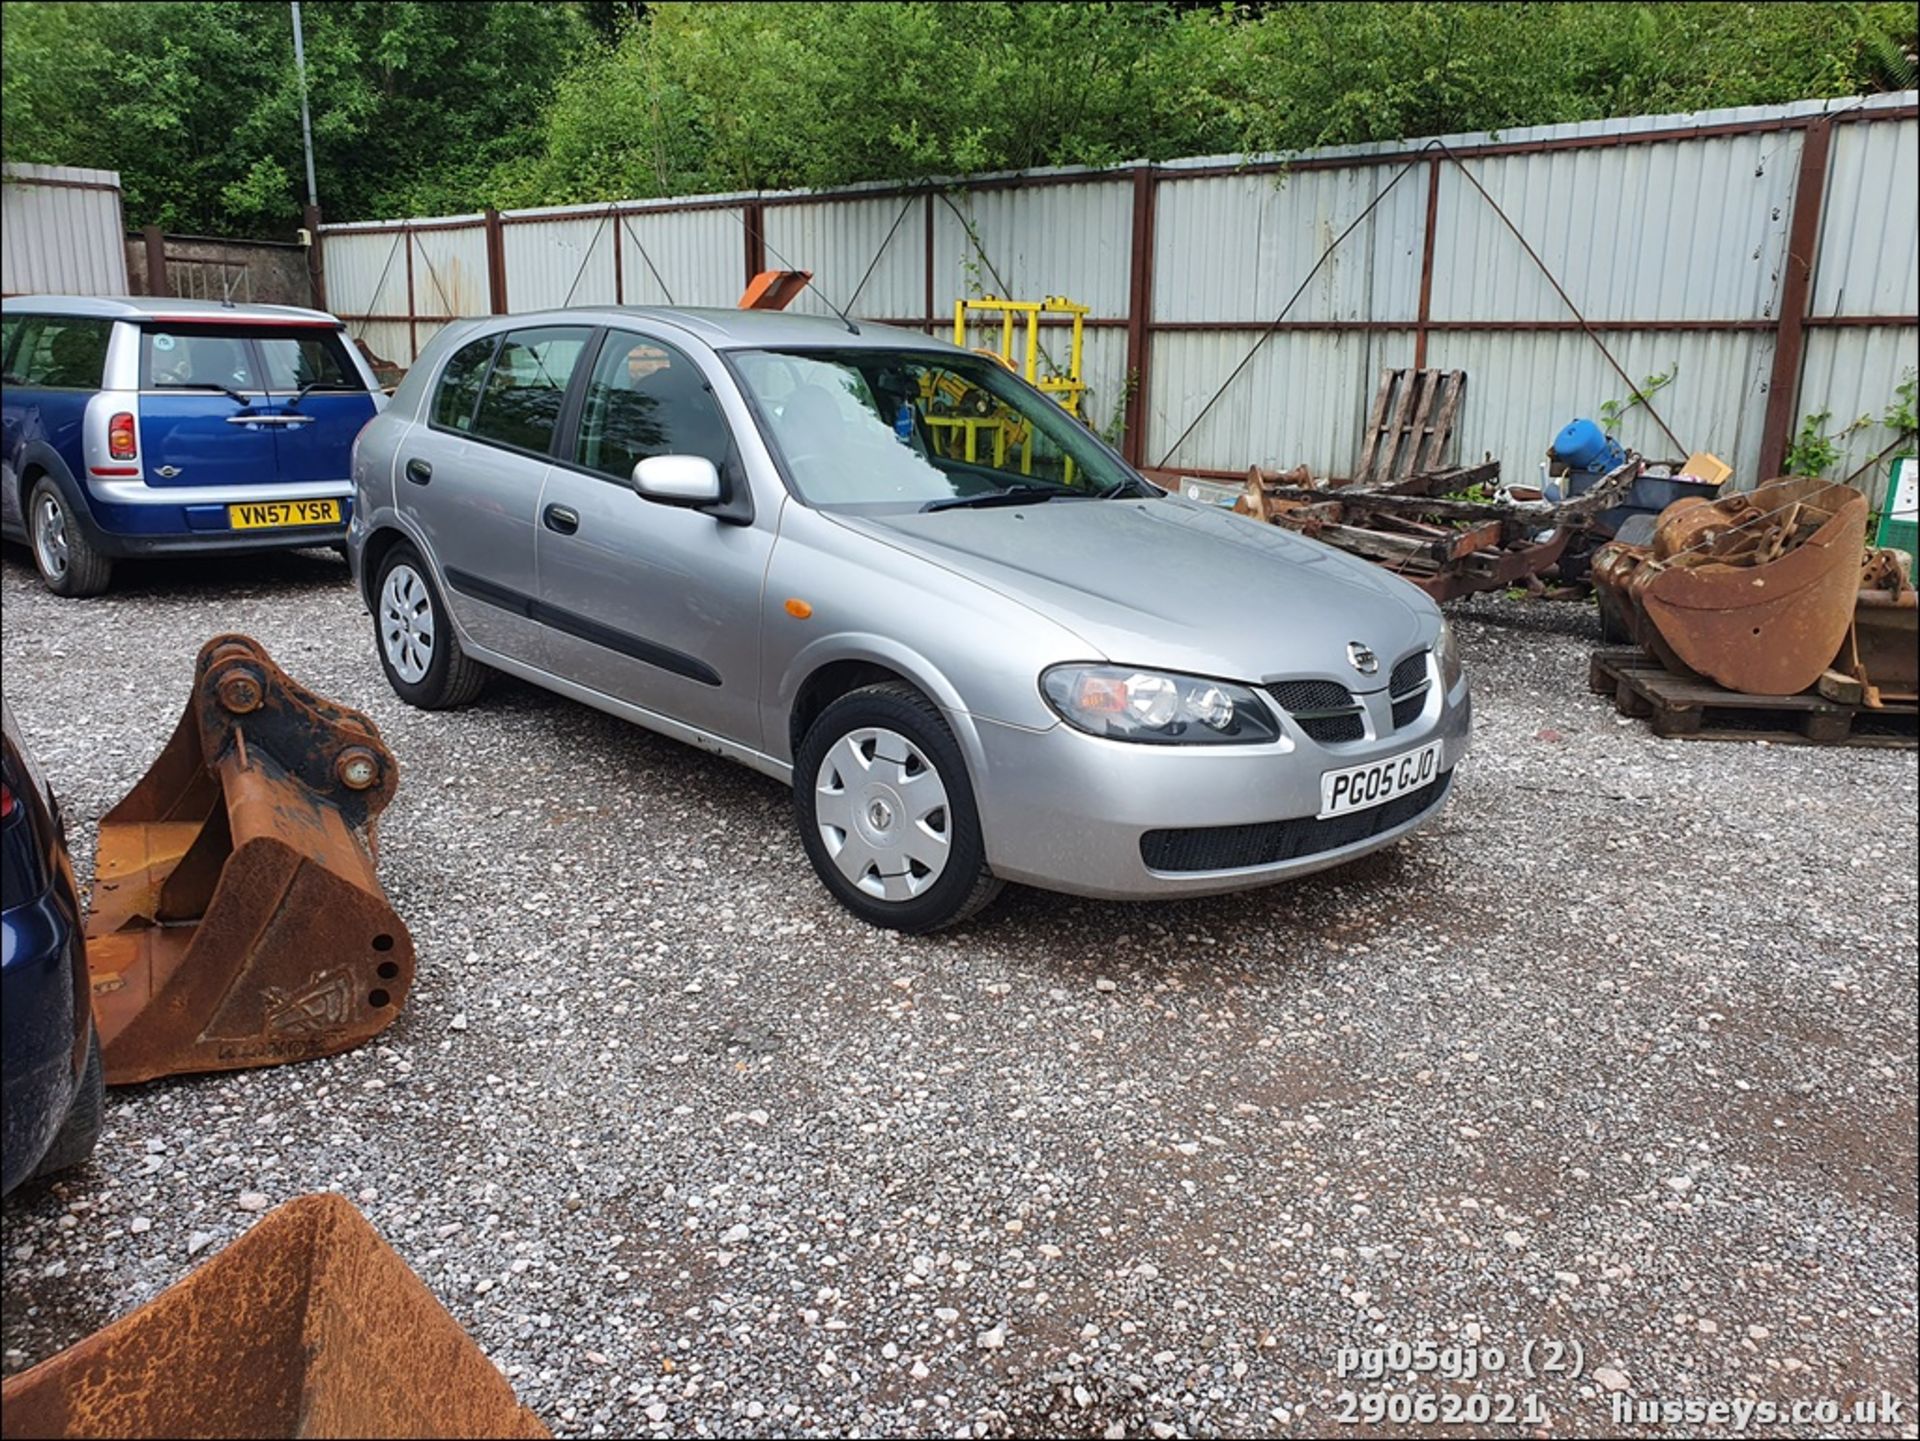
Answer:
[
  {"left": 919, "top": 294, "right": 1088, "bottom": 481},
  {"left": 952, "top": 295, "right": 1089, "bottom": 416}
]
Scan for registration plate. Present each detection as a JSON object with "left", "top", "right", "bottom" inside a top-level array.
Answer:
[
  {"left": 228, "top": 499, "right": 341, "bottom": 530},
  {"left": 1319, "top": 741, "right": 1443, "bottom": 819}
]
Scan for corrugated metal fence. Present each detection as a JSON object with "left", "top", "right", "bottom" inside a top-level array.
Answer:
[
  {"left": 2, "top": 163, "right": 130, "bottom": 297},
  {"left": 318, "top": 92, "right": 1918, "bottom": 505}
]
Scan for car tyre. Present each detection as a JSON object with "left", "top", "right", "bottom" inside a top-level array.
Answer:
[
  {"left": 794, "top": 682, "right": 1003, "bottom": 932},
  {"left": 29, "top": 478, "right": 112, "bottom": 598},
  {"left": 372, "top": 543, "right": 488, "bottom": 709},
  {"left": 31, "top": 1027, "right": 103, "bottom": 1182}
]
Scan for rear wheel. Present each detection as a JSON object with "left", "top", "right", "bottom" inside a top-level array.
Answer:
[
  {"left": 372, "top": 544, "right": 487, "bottom": 709},
  {"left": 29, "top": 479, "right": 112, "bottom": 598},
  {"left": 794, "top": 682, "right": 1003, "bottom": 932},
  {"left": 31, "top": 1028, "right": 103, "bottom": 1182}
]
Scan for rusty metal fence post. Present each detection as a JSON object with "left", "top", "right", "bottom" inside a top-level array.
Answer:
[
  {"left": 142, "top": 226, "right": 168, "bottom": 298},
  {"left": 743, "top": 201, "right": 767, "bottom": 290},
  {"left": 1413, "top": 158, "right": 1441, "bottom": 369},
  {"left": 1758, "top": 118, "right": 1833, "bottom": 480},
  {"left": 484, "top": 207, "right": 508, "bottom": 314},
  {"left": 1123, "top": 165, "right": 1159, "bottom": 468},
  {"left": 301, "top": 205, "right": 326, "bottom": 310}
]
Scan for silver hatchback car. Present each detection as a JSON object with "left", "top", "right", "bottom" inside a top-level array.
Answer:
[{"left": 348, "top": 308, "right": 1469, "bottom": 931}]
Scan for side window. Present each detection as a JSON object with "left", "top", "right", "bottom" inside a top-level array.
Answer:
[
  {"left": 0, "top": 316, "right": 24, "bottom": 380},
  {"left": 15, "top": 317, "right": 112, "bottom": 389},
  {"left": 470, "top": 326, "right": 591, "bottom": 454},
  {"left": 575, "top": 331, "right": 732, "bottom": 480},
  {"left": 431, "top": 336, "right": 496, "bottom": 431}
]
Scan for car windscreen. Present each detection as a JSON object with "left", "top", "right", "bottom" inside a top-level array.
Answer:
[
  {"left": 140, "top": 324, "right": 364, "bottom": 395},
  {"left": 729, "top": 346, "right": 1139, "bottom": 512}
]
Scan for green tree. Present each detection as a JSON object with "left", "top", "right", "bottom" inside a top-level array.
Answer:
[{"left": 1, "top": 0, "right": 590, "bottom": 235}]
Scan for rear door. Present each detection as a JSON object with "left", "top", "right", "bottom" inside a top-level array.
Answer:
[
  {"left": 254, "top": 326, "right": 379, "bottom": 485},
  {"left": 135, "top": 325, "right": 277, "bottom": 492},
  {"left": 401, "top": 325, "right": 593, "bottom": 663}
]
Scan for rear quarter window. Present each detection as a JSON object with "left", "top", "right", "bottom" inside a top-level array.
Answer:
[{"left": 5, "top": 317, "right": 112, "bottom": 389}]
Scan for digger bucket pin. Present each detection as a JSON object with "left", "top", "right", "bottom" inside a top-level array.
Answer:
[{"left": 85, "top": 634, "right": 415, "bottom": 1085}]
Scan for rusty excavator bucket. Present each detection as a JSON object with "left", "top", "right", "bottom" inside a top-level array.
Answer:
[
  {"left": 86, "top": 635, "right": 414, "bottom": 1085},
  {"left": 1592, "top": 477, "right": 1869, "bottom": 696},
  {"left": 0, "top": 1193, "right": 549, "bottom": 1439}
]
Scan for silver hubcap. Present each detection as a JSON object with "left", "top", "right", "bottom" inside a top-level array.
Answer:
[
  {"left": 814, "top": 726, "right": 951, "bottom": 901},
  {"left": 380, "top": 564, "right": 435, "bottom": 684},
  {"left": 33, "top": 495, "right": 69, "bottom": 579}
]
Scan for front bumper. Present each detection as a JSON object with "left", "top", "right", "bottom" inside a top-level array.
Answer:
[{"left": 972, "top": 683, "right": 1471, "bottom": 899}]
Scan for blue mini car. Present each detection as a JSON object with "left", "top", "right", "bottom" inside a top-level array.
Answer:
[
  {"left": 2, "top": 701, "right": 101, "bottom": 1195},
  {"left": 1, "top": 296, "right": 383, "bottom": 596}
]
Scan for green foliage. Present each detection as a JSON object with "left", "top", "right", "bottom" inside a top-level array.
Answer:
[
  {"left": 1884, "top": 369, "right": 1919, "bottom": 446},
  {"left": 2, "top": 1, "right": 590, "bottom": 235},
  {"left": 1784, "top": 408, "right": 1873, "bottom": 478},
  {"left": 1599, "top": 362, "right": 1678, "bottom": 435},
  {"left": 3, "top": 1, "right": 1915, "bottom": 231}
]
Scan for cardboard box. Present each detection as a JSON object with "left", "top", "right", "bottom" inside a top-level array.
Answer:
[{"left": 1678, "top": 450, "right": 1733, "bottom": 487}]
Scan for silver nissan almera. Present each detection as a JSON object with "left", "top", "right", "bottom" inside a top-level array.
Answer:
[{"left": 348, "top": 308, "right": 1469, "bottom": 931}]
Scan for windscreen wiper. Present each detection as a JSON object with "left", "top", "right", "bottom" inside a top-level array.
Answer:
[
  {"left": 921, "top": 484, "right": 1098, "bottom": 513},
  {"left": 164, "top": 381, "right": 252, "bottom": 406},
  {"left": 286, "top": 380, "right": 365, "bottom": 408}
]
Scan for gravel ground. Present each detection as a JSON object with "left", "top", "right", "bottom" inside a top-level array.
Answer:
[{"left": 2, "top": 544, "right": 1915, "bottom": 1439}]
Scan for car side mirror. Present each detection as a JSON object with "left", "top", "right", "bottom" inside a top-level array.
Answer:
[{"left": 631, "top": 455, "right": 723, "bottom": 507}]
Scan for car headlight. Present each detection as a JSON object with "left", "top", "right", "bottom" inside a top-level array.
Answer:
[
  {"left": 1435, "top": 618, "right": 1465, "bottom": 691},
  {"left": 1040, "top": 665, "right": 1281, "bottom": 744}
]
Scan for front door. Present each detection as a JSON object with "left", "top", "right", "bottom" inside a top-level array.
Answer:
[{"left": 534, "top": 329, "right": 772, "bottom": 747}]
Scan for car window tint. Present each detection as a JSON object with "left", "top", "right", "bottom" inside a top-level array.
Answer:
[
  {"left": 13, "top": 317, "right": 112, "bottom": 389},
  {"left": 432, "top": 335, "right": 497, "bottom": 431},
  {"left": 0, "top": 316, "right": 23, "bottom": 380},
  {"left": 259, "top": 331, "right": 361, "bottom": 392},
  {"left": 575, "top": 333, "right": 731, "bottom": 480},
  {"left": 470, "top": 327, "right": 591, "bottom": 453},
  {"left": 146, "top": 330, "right": 257, "bottom": 390}
]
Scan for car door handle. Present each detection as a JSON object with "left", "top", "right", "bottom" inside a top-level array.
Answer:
[
  {"left": 543, "top": 504, "right": 580, "bottom": 535},
  {"left": 404, "top": 458, "right": 432, "bottom": 486}
]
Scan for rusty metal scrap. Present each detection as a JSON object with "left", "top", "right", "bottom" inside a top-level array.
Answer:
[
  {"left": 1591, "top": 477, "right": 1871, "bottom": 697},
  {"left": 1832, "top": 549, "right": 1919, "bottom": 708},
  {"left": 1236, "top": 457, "right": 1641, "bottom": 603},
  {"left": 0, "top": 1193, "right": 549, "bottom": 1440},
  {"left": 86, "top": 634, "right": 414, "bottom": 1085}
]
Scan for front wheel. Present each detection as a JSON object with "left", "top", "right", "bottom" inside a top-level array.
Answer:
[
  {"left": 29, "top": 479, "right": 112, "bottom": 597},
  {"left": 794, "top": 682, "right": 1003, "bottom": 932},
  {"left": 372, "top": 544, "right": 488, "bottom": 709}
]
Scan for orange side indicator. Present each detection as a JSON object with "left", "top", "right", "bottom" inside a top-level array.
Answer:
[{"left": 785, "top": 598, "right": 813, "bottom": 619}]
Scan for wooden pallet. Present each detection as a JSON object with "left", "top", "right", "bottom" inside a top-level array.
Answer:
[
  {"left": 1588, "top": 648, "right": 1918, "bottom": 748},
  {"left": 1354, "top": 368, "right": 1465, "bottom": 484}
]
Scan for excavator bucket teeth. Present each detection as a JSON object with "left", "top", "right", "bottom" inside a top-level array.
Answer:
[
  {"left": 0, "top": 1194, "right": 549, "bottom": 1440},
  {"left": 85, "top": 634, "right": 414, "bottom": 1085}
]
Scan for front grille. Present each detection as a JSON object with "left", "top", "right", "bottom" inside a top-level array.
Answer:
[
  {"left": 1269, "top": 679, "right": 1365, "bottom": 744},
  {"left": 1140, "top": 773, "right": 1451, "bottom": 873},
  {"left": 1389, "top": 650, "right": 1431, "bottom": 730},
  {"left": 1389, "top": 652, "right": 1429, "bottom": 697},
  {"left": 1270, "top": 679, "right": 1353, "bottom": 711}
]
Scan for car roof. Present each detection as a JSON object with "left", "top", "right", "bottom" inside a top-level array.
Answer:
[
  {"left": 501, "top": 306, "right": 961, "bottom": 353},
  {"left": 0, "top": 295, "right": 344, "bottom": 327}
]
